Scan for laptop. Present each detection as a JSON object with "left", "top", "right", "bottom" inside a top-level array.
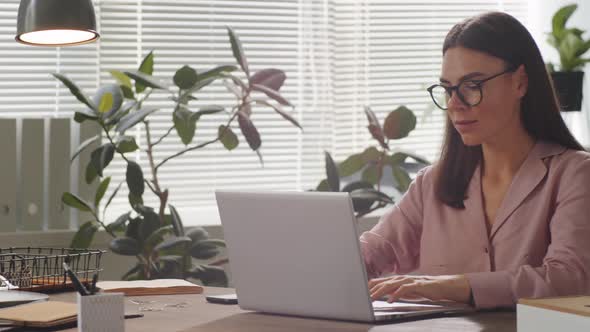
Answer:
[{"left": 215, "top": 191, "right": 474, "bottom": 323}]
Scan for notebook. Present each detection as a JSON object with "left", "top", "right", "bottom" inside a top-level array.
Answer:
[
  {"left": 97, "top": 279, "right": 203, "bottom": 296},
  {"left": 0, "top": 301, "right": 77, "bottom": 328}
]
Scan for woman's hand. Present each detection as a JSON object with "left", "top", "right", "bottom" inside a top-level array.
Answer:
[{"left": 368, "top": 274, "right": 472, "bottom": 304}]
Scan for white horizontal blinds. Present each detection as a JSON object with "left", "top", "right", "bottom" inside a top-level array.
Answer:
[
  {"left": 100, "top": 0, "right": 308, "bottom": 222},
  {"left": 332, "top": 0, "right": 529, "bottom": 162},
  {"left": 297, "top": 0, "right": 334, "bottom": 190}
]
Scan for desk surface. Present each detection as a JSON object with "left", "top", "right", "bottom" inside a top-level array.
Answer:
[{"left": 43, "top": 287, "right": 515, "bottom": 332}]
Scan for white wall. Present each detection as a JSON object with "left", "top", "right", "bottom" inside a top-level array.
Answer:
[{"left": 528, "top": 0, "right": 590, "bottom": 146}]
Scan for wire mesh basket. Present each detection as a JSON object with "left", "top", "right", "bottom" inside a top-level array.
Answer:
[{"left": 0, "top": 247, "right": 105, "bottom": 292}]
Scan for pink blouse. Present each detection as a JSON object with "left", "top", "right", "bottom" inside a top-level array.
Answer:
[{"left": 360, "top": 141, "right": 590, "bottom": 309}]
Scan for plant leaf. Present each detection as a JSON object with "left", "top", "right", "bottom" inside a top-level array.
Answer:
[
  {"left": 110, "top": 70, "right": 133, "bottom": 89},
  {"left": 249, "top": 68, "right": 286, "bottom": 91},
  {"left": 190, "top": 265, "right": 228, "bottom": 286},
  {"left": 98, "top": 93, "right": 113, "bottom": 113},
  {"left": 85, "top": 161, "right": 98, "bottom": 184},
  {"left": 95, "top": 176, "right": 111, "bottom": 208},
  {"left": 338, "top": 153, "right": 365, "bottom": 177},
  {"left": 126, "top": 161, "right": 145, "bottom": 197},
  {"left": 168, "top": 204, "right": 185, "bottom": 236},
  {"left": 93, "top": 84, "right": 124, "bottom": 118},
  {"left": 154, "top": 236, "right": 192, "bottom": 252},
  {"left": 71, "top": 134, "right": 100, "bottom": 162},
  {"left": 362, "top": 146, "right": 381, "bottom": 163},
  {"left": 383, "top": 106, "right": 417, "bottom": 140},
  {"left": 62, "top": 192, "right": 92, "bottom": 212},
  {"left": 362, "top": 163, "right": 379, "bottom": 185},
  {"left": 218, "top": 125, "right": 239, "bottom": 150},
  {"left": 128, "top": 192, "right": 143, "bottom": 210},
  {"left": 552, "top": 4, "right": 577, "bottom": 39},
  {"left": 251, "top": 83, "right": 292, "bottom": 106},
  {"left": 190, "top": 240, "right": 223, "bottom": 259},
  {"left": 109, "top": 237, "right": 141, "bottom": 256},
  {"left": 116, "top": 136, "right": 139, "bottom": 154},
  {"left": 125, "top": 70, "right": 166, "bottom": 91},
  {"left": 198, "top": 65, "right": 237, "bottom": 82},
  {"left": 364, "top": 107, "right": 387, "bottom": 149},
  {"left": 70, "top": 221, "right": 99, "bottom": 249},
  {"left": 316, "top": 179, "right": 330, "bottom": 192},
  {"left": 186, "top": 227, "right": 209, "bottom": 243},
  {"left": 227, "top": 26, "right": 249, "bottom": 76},
  {"left": 74, "top": 110, "right": 99, "bottom": 123},
  {"left": 174, "top": 65, "right": 199, "bottom": 90},
  {"left": 104, "top": 181, "right": 123, "bottom": 213},
  {"left": 90, "top": 143, "right": 115, "bottom": 177},
  {"left": 106, "top": 212, "right": 130, "bottom": 233},
  {"left": 237, "top": 111, "right": 261, "bottom": 151},
  {"left": 139, "top": 210, "right": 161, "bottom": 241},
  {"left": 115, "top": 107, "right": 159, "bottom": 134},
  {"left": 135, "top": 51, "right": 154, "bottom": 93},
  {"left": 53, "top": 73, "right": 96, "bottom": 111},
  {"left": 173, "top": 108, "right": 197, "bottom": 145},
  {"left": 254, "top": 99, "right": 302, "bottom": 130},
  {"left": 392, "top": 165, "right": 412, "bottom": 192},
  {"left": 324, "top": 151, "right": 340, "bottom": 191},
  {"left": 144, "top": 225, "right": 174, "bottom": 251}
]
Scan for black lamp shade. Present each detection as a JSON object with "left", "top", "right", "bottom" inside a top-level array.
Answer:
[{"left": 15, "top": 0, "right": 99, "bottom": 46}]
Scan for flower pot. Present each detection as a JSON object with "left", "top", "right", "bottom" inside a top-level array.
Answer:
[{"left": 551, "top": 71, "right": 584, "bottom": 112}]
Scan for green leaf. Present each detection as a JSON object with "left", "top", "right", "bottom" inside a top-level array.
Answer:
[
  {"left": 120, "top": 85, "right": 135, "bottom": 99},
  {"left": 125, "top": 70, "right": 166, "bottom": 91},
  {"left": 362, "top": 146, "right": 381, "bottom": 163},
  {"left": 126, "top": 161, "right": 145, "bottom": 196},
  {"left": 104, "top": 181, "right": 123, "bottom": 214},
  {"left": 249, "top": 68, "right": 286, "bottom": 91},
  {"left": 218, "top": 125, "right": 239, "bottom": 150},
  {"left": 116, "top": 136, "right": 139, "bottom": 154},
  {"left": 106, "top": 212, "right": 130, "bottom": 233},
  {"left": 362, "top": 163, "right": 379, "bottom": 185},
  {"left": 324, "top": 151, "right": 340, "bottom": 191},
  {"left": 115, "top": 107, "right": 159, "bottom": 134},
  {"left": 383, "top": 106, "right": 417, "bottom": 140},
  {"left": 316, "top": 179, "right": 330, "bottom": 192},
  {"left": 71, "top": 134, "right": 100, "bottom": 162},
  {"left": 180, "top": 78, "right": 215, "bottom": 100},
  {"left": 53, "top": 73, "right": 96, "bottom": 111},
  {"left": 186, "top": 227, "right": 209, "bottom": 243},
  {"left": 197, "top": 105, "right": 225, "bottom": 116},
  {"left": 139, "top": 210, "right": 161, "bottom": 241},
  {"left": 110, "top": 70, "right": 133, "bottom": 90},
  {"left": 392, "top": 165, "right": 412, "bottom": 192},
  {"left": 62, "top": 192, "right": 92, "bottom": 212},
  {"left": 98, "top": 93, "right": 113, "bottom": 113},
  {"left": 121, "top": 263, "right": 143, "bottom": 280},
  {"left": 74, "top": 111, "right": 98, "bottom": 123},
  {"left": 251, "top": 83, "right": 292, "bottom": 106},
  {"left": 109, "top": 237, "right": 141, "bottom": 256},
  {"left": 552, "top": 4, "right": 577, "bottom": 39},
  {"left": 125, "top": 217, "right": 141, "bottom": 241},
  {"left": 128, "top": 192, "right": 143, "bottom": 210},
  {"left": 338, "top": 153, "right": 365, "bottom": 177},
  {"left": 198, "top": 65, "right": 237, "bottom": 82},
  {"left": 90, "top": 143, "right": 115, "bottom": 177},
  {"left": 144, "top": 225, "right": 174, "bottom": 251},
  {"left": 154, "top": 236, "right": 192, "bottom": 252},
  {"left": 237, "top": 111, "right": 261, "bottom": 151},
  {"left": 174, "top": 65, "right": 199, "bottom": 89},
  {"left": 173, "top": 109, "right": 197, "bottom": 145},
  {"left": 136, "top": 51, "right": 155, "bottom": 93},
  {"left": 85, "top": 161, "right": 98, "bottom": 184},
  {"left": 168, "top": 204, "right": 185, "bottom": 236},
  {"left": 94, "top": 176, "right": 111, "bottom": 208},
  {"left": 227, "top": 26, "right": 249, "bottom": 76},
  {"left": 70, "top": 221, "right": 99, "bottom": 249},
  {"left": 190, "top": 265, "right": 228, "bottom": 286},
  {"left": 190, "top": 240, "right": 223, "bottom": 260},
  {"left": 389, "top": 152, "right": 430, "bottom": 166},
  {"left": 342, "top": 181, "right": 377, "bottom": 213}
]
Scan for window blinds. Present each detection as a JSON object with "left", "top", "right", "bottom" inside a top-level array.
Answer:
[{"left": 0, "top": 0, "right": 528, "bottom": 226}]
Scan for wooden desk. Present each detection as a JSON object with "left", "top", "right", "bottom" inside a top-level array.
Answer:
[{"left": 44, "top": 287, "right": 515, "bottom": 332}]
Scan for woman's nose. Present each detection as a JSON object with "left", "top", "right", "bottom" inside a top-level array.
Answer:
[{"left": 446, "top": 91, "right": 468, "bottom": 111}]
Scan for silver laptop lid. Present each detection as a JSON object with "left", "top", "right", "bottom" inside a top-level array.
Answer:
[{"left": 215, "top": 191, "right": 375, "bottom": 322}]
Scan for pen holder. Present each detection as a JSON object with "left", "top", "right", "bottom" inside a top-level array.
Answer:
[{"left": 77, "top": 292, "right": 125, "bottom": 332}]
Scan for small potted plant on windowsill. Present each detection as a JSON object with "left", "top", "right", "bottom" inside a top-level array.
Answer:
[{"left": 546, "top": 3, "right": 590, "bottom": 112}]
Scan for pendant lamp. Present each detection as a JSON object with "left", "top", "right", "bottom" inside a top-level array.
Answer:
[{"left": 15, "top": 0, "right": 99, "bottom": 47}]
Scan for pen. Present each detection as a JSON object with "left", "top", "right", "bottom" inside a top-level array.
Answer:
[{"left": 63, "top": 262, "right": 90, "bottom": 296}]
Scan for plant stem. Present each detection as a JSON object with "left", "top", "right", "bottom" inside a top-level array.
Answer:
[
  {"left": 152, "top": 125, "right": 175, "bottom": 147},
  {"left": 143, "top": 120, "right": 169, "bottom": 223}
]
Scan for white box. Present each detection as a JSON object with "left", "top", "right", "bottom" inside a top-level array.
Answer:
[
  {"left": 77, "top": 292, "right": 125, "bottom": 332},
  {"left": 517, "top": 296, "right": 590, "bottom": 332}
]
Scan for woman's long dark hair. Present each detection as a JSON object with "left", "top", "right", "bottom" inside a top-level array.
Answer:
[{"left": 435, "top": 11, "right": 585, "bottom": 209}]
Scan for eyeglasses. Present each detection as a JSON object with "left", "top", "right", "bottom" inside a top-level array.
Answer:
[{"left": 426, "top": 66, "right": 517, "bottom": 110}]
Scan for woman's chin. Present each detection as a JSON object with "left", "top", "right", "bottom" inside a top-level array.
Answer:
[{"left": 459, "top": 134, "right": 482, "bottom": 146}]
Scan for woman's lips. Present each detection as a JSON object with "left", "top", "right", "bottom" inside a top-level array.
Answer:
[{"left": 454, "top": 120, "right": 478, "bottom": 131}]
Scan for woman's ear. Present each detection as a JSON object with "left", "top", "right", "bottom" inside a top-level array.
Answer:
[{"left": 515, "top": 64, "right": 528, "bottom": 98}]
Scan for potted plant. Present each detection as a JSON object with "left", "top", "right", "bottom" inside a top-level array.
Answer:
[
  {"left": 546, "top": 3, "right": 590, "bottom": 111},
  {"left": 54, "top": 27, "right": 301, "bottom": 285},
  {"left": 316, "top": 106, "right": 429, "bottom": 217}
]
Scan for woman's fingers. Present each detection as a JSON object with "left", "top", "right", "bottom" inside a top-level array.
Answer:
[{"left": 369, "top": 278, "right": 413, "bottom": 300}]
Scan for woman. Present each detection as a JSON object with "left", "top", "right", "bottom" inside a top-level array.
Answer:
[{"left": 361, "top": 11, "right": 590, "bottom": 309}]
